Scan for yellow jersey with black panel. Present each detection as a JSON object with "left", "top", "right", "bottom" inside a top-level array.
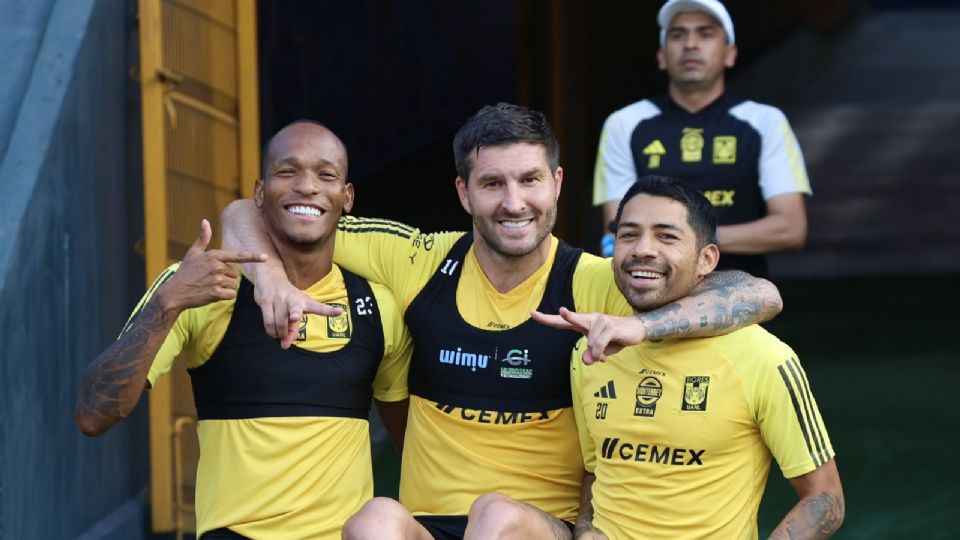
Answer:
[
  {"left": 134, "top": 262, "right": 411, "bottom": 540},
  {"left": 333, "top": 216, "right": 630, "bottom": 521},
  {"left": 570, "top": 325, "right": 834, "bottom": 540}
]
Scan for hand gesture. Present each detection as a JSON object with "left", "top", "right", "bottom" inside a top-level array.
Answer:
[
  {"left": 252, "top": 269, "right": 344, "bottom": 350},
  {"left": 156, "top": 219, "right": 267, "bottom": 314},
  {"left": 531, "top": 307, "right": 647, "bottom": 365}
]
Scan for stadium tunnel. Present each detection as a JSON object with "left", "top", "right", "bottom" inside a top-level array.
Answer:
[{"left": 0, "top": 0, "right": 957, "bottom": 538}]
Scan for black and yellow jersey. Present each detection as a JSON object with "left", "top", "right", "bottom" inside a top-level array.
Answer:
[
  {"left": 133, "top": 262, "right": 412, "bottom": 539},
  {"left": 333, "top": 216, "right": 630, "bottom": 520},
  {"left": 571, "top": 325, "right": 835, "bottom": 539},
  {"left": 594, "top": 93, "right": 811, "bottom": 276}
]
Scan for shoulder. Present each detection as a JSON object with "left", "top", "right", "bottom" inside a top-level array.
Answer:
[
  {"left": 728, "top": 99, "right": 790, "bottom": 133},
  {"left": 705, "top": 325, "right": 796, "bottom": 371},
  {"left": 572, "top": 251, "right": 615, "bottom": 289},
  {"left": 417, "top": 230, "right": 469, "bottom": 255},
  {"left": 604, "top": 98, "right": 663, "bottom": 130},
  {"left": 368, "top": 280, "right": 402, "bottom": 316},
  {"left": 573, "top": 251, "right": 610, "bottom": 275}
]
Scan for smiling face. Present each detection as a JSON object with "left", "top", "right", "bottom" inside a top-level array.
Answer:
[
  {"left": 254, "top": 123, "right": 353, "bottom": 251},
  {"left": 657, "top": 10, "right": 737, "bottom": 91},
  {"left": 613, "top": 193, "right": 718, "bottom": 313},
  {"left": 456, "top": 142, "right": 561, "bottom": 259}
]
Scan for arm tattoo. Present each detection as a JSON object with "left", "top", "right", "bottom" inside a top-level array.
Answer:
[
  {"left": 769, "top": 492, "right": 845, "bottom": 540},
  {"left": 76, "top": 300, "right": 172, "bottom": 433},
  {"left": 635, "top": 270, "right": 781, "bottom": 339}
]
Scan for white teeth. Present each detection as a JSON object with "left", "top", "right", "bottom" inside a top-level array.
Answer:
[
  {"left": 630, "top": 271, "right": 662, "bottom": 279},
  {"left": 500, "top": 219, "right": 532, "bottom": 229},
  {"left": 288, "top": 205, "right": 322, "bottom": 217}
]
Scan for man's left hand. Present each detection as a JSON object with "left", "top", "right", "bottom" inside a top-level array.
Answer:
[{"left": 531, "top": 307, "right": 647, "bottom": 365}]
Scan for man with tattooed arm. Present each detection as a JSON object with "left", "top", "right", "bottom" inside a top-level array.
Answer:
[
  {"left": 536, "top": 176, "right": 843, "bottom": 540},
  {"left": 75, "top": 121, "right": 413, "bottom": 539}
]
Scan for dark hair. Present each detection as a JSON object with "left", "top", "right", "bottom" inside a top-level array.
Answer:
[
  {"left": 613, "top": 175, "right": 718, "bottom": 247},
  {"left": 452, "top": 102, "right": 559, "bottom": 181},
  {"left": 260, "top": 119, "right": 347, "bottom": 178}
]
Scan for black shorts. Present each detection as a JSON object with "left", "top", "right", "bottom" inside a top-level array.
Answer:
[
  {"left": 199, "top": 528, "right": 250, "bottom": 540},
  {"left": 414, "top": 515, "right": 574, "bottom": 540}
]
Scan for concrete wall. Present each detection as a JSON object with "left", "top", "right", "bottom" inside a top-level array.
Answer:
[
  {"left": 0, "top": 0, "right": 149, "bottom": 538},
  {"left": 0, "top": 0, "right": 57, "bottom": 162}
]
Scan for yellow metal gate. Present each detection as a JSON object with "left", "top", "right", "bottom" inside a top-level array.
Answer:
[{"left": 138, "top": 0, "right": 259, "bottom": 534}]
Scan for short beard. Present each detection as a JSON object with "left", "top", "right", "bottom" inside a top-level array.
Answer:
[
  {"left": 473, "top": 205, "right": 557, "bottom": 258},
  {"left": 281, "top": 231, "right": 325, "bottom": 252}
]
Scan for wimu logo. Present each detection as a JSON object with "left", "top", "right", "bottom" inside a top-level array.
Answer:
[{"left": 438, "top": 347, "right": 490, "bottom": 372}]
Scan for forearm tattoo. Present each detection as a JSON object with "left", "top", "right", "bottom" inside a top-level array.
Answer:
[
  {"left": 635, "top": 270, "right": 779, "bottom": 339},
  {"left": 76, "top": 300, "right": 170, "bottom": 431},
  {"left": 769, "top": 491, "right": 845, "bottom": 539}
]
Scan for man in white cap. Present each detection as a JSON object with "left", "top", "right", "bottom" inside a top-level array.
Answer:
[{"left": 592, "top": 0, "right": 811, "bottom": 279}]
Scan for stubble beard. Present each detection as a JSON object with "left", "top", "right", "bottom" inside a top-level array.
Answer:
[{"left": 474, "top": 205, "right": 557, "bottom": 259}]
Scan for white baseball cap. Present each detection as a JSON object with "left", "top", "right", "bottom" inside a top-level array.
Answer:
[{"left": 658, "top": 0, "right": 735, "bottom": 46}]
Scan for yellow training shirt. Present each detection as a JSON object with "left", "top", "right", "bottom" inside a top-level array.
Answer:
[
  {"left": 571, "top": 325, "right": 835, "bottom": 539},
  {"left": 131, "top": 262, "right": 412, "bottom": 539},
  {"left": 333, "top": 216, "right": 629, "bottom": 520}
]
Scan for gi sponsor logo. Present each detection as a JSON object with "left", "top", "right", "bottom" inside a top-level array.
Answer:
[
  {"left": 643, "top": 139, "right": 666, "bottom": 169},
  {"left": 682, "top": 375, "right": 710, "bottom": 411},
  {"left": 600, "top": 437, "right": 705, "bottom": 466},
  {"left": 325, "top": 304, "right": 350, "bottom": 338},
  {"left": 439, "top": 347, "right": 490, "bottom": 372},
  {"left": 500, "top": 348, "right": 533, "bottom": 379},
  {"left": 713, "top": 135, "right": 737, "bottom": 164},
  {"left": 634, "top": 376, "right": 663, "bottom": 417},
  {"left": 681, "top": 127, "right": 704, "bottom": 162}
]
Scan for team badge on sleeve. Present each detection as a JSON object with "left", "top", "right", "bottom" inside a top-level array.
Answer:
[{"left": 682, "top": 375, "right": 711, "bottom": 411}]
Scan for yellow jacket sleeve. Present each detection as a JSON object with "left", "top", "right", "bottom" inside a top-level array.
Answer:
[
  {"left": 334, "top": 216, "right": 465, "bottom": 310},
  {"left": 370, "top": 282, "right": 413, "bottom": 402},
  {"left": 571, "top": 253, "right": 632, "bottom": 316}
]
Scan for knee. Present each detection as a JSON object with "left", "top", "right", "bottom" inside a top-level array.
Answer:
[
  {"left": 343, "top": 497, "right": 409, "bottom": 539},
  {"left": 468, "top": 492, "right": 526, "bottom": 531}
]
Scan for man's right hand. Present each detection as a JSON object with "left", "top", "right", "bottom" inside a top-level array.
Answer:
[
  {"left": 253, "top": 276, "right": 344, "bottom": 349},
  {"left": 155, "top": 219, "right": 267, "bottom": 315}
]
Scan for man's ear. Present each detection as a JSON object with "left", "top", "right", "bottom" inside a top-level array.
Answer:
[
  {"left": 455, "top": 176, "right": 472, "bottom": 215},
  {"left": 342, "top": 182, "right": 355, "bottom": 214},
  {"left": 656, "top": 49, "right": 667, "bottom": 71},
  {"left": 725, "top": 44, "right": 738, "bottom": 69},
  {"left": 698, "top": 243, "right": 720, "bottom": 277},
  {"left": 254, "top": 179, "right": 265, "bottom": 208},
  {"left": 554, "top": 166, "right": 563, "bottom": 202}
]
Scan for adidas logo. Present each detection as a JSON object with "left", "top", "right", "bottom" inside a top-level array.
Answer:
[{"left": 593, "top": 380, "right": 617, "bottom": 399}]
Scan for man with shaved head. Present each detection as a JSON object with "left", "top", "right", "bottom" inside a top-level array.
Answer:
[{"left": 76, "top": 121, "right": 413, "bottom": 539}]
